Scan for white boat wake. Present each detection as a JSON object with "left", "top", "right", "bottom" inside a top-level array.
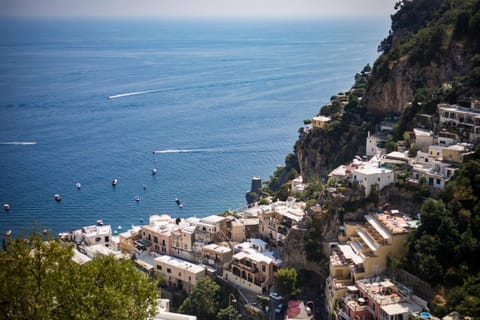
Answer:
[
  {"left": 153, "top": 148, "right": 219, "bottom": 154},
  {"left": 0, "top": 141, "right": 37, "bottom": 145},
  {"left": 108, "top": 89, "right": 162, "bottom": 99}
]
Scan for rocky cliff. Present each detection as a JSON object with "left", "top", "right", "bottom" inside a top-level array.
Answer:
[
  {"left": 363, "top": 0, "right": 480, "bottom": 114},
  {"left": 295, "top": 0, "right": 480, "bottom": 179}
]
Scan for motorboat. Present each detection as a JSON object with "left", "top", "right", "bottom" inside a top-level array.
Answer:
[
  {"left": 96, "top": 219, "right": 104, "bottom": 226},
  {"left": 112, "top": 178, "right": 118, "bottom": 186},
  {"left": 3, "top": 203, "right": 10, "bottom": 211},
  {"left": 5, "top": 230, "right": 12, "bottom": 236},
  {"left": 134, "top": 195, "right": 140, "bottom": 202},
  {"left": 143, "top": 184, "right": 147, "bottom": 189},
  {"left": 54, "top": 194, "right": 62, "bottom": 201},
  {"left": 179, "top": 203, "right": 184, "bottom": 208},
  {"left": 151, "top": 152, "right": 158, "bottom": 175},
  {"left": 175, "top": 198, "right": 181, "bottom": 205},
  {"left": 76, "top": 182, "right": 81, "bottom": 189}
]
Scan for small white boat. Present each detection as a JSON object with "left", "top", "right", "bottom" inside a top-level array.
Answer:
[
  {"left": 5, "top": 230, "right": 12, "bottom": 236},
  {"left": 3, "top": 203, "right": 10, "bottom": 211},
  {"left": 96, "top": 219, "right": 104, "bottom": 226},
  {"left": 112, "top": 178, "right": 118, "bottom": 186},
  {"left": 143, "top": 184, "right": 147, "bottom": 189},
  {"left": 175, "top": 198, "right": 181, "bottom": 205},
  {"left": 76, "top": 182, "right": 81, "bottom": 189},
  {"left": 179, "top": 203, "right": 184, "bottom": 208},
  {"left": 151, "top": 152, "right": 158, "bottom": 175},
  {"left": 117, "top": 225, "right": 122, "bottom": 230},
  {"left": 54, "top": 194, "right": 62, "bottom": 201},
  {"left": 134, "top": 195, "right": 140, "bottom": 202}
]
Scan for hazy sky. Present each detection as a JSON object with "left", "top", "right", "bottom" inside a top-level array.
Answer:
[{"left": 0, "top": 0, "right": 397, "bottom": 18}]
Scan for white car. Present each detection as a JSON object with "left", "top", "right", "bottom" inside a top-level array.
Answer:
[{"left": 269, "top": 292, "right": 283, "bottom": 301}]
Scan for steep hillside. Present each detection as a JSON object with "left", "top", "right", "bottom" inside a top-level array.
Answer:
[
  {"left": 294, "top": 0, "right": 480, "bottom": 180},
  {"left": 364, "top": 0, "right": 480, "bottom": 114}
]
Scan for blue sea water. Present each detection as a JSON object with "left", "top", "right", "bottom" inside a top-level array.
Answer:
[{"left": 0, "top": 17, "right": 389, "bottom": 235}]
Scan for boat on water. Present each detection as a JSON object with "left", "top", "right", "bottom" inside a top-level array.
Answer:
[
  {"left": 5, "top": 230, "right": 12, "bottom": 236},
  {"left": 54, "top": 194, "right": 62, "bottom": 201},
  {"left": 179, "top": 203, "right": 184, "bottom": 208},
  {"left": 143, "top": 184, "right": 147, "bottom": 189},
  {"left": 151, "top": 152, "right": 158, "bottom": 175},
  {"left": 175, "top": 198, "right": 181, "bottom": 205},
  {"left": 96, "top": 219, "right": 104, "bottom": 226},
  {"left": 134, "top": 195, "right": 140, "bottom": 202},
  {"left": 76, "top": 182, "right": 81, "bottom": 189},
  {"left": 112, "top": 178, "right": 118, "bottom": 186},
  {"left": 3, "top": 203, "right": 10, "bottom": 211}
]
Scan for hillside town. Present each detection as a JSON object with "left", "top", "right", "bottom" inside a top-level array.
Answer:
[{"left": 58, "top": 99, "right": 480, "bottom": 320}]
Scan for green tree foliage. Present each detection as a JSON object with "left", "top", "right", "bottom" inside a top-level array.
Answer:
[
  {"left": 178, "top": 277, "right": 220, "bottom": 320},
  {"left": 276, "top": 268, "right": 301, "bottom": 297},
  {"left": 216, "top": 305, "right": 241, "bottom": 320},
  {"left": 448, "top": 273, "right": 480, "bottom": 317},
  {"left": 0, "top": 231, "right": 158, "bottom": 320},
  {"left": 405, "top": 160, "right": 480, "bottom": 313}
]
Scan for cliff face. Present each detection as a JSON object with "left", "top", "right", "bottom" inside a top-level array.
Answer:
[
  {"left": 295, "top": 115, "right": 367, "bottom": 178},
  {"left": 363, "top": 0, "right": 480, "bottom": 114},
  {"left": 295, "top": 0, "right": 480, "bottom": 178}
]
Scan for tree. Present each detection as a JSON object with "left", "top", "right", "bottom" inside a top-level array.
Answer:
[
  {"left": 0, "top": 231, "right": 159, "bottom": 320},
  {"left": 276, "top": 268, "right": 301, "bottom": 297},
  {"left": 178, "top": 277, "right": 220, "bottom": 320},
  {"left": 216, "top": 305, "right": 241, "bottom": 320}
]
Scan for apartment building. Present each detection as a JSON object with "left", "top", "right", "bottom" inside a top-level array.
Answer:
[
  {"left": 258, "top": 199, "right": 305, "bottom": 245},
  {"left": 231, "top": 218, "right": 259, "bottom": 242},
  {"left": 326, "top": 211, "right": 419, "bottom": 312},
  {"left": 438, "top": 102, "right": 480, "bottom": 143},
  {"left": 154, "top": 255, "right": 206, "bottom": 293},
  {"left": 337, "top": 277, "right": 427, "bottom": 320},
  {"left": 141, "top": 215, "right": 177, "bottom": 255}
]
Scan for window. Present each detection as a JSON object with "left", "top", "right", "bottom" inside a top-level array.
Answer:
[
  {"left": 154, "top": 236, "right": 158, "bottom": 243},
  {"left": 262, "top": 265, "right": 266, "bottom": 272},
  {"left": 95, "top": 237, "right": 101, "bottom": 242},
  {"left": 157, "top": 265, "right": 162, "bottom": 270},
  {"left": 167, "top": 268, "right": 171, "bottom": 274},
  {"left": 436, "top": 179, "right": 441, "bottom": 185},
  {"left": 179, "top": 272, "right": 182, "bottom": 277},
  {"left": 104, "top": 236, "right": 109, "bottom": 242},
  {"left": 162, "top": 239, "right": 166, "bottom": 246}
]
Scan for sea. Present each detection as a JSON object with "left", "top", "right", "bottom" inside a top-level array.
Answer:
[{"left": 0, "top": 17, "right": 390, "bottom": 236}]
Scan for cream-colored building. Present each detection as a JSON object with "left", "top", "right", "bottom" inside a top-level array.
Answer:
[
  {"left": 141, "top": 215, "right": 178, "bottom": 255},
  {"left": 201, "top": 243, "right": 232, "bottom": 269},
  {"left": 326, "top": 211, "right": 419, "bottom": 312},
  {"left": 312, "top": 116, "right": 331, "bottom": 129},
  {"left": 258, "top": 199, "right": 305, "bottom": 245},
  {"left": 194, "top": 215, "right": 228, "bottom": 244},
  {"left": 154, "top": 255, "right": 206, "bottom": 293},
  {"left": 171, "top": 217, "right": 198, "bottom": 261},
  {"left": 231, "top": 218, "right": 259, "bottom": 242},
  {"left": 413, "top": 128, "right": 434, "bottom": 152},
  {"left": 224, "top": 250, "right": 274, "bottom": 294},
  {"left": 118, "top": 225, "right": 141, "bottom": 254}
]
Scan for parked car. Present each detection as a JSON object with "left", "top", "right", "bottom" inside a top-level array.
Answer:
[{"left": 269, "top": 292, "right": 283, "bottom": 301}]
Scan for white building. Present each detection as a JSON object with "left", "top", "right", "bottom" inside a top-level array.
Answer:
[
  {"left": 72, "top": 224, "right": 112, "bottom": 247},
  {"left": 352, "top": 166, "right": 394, "bottom": 196},
  {"left": 366, "top": 132, "right": 388, "bottom": 157}
]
